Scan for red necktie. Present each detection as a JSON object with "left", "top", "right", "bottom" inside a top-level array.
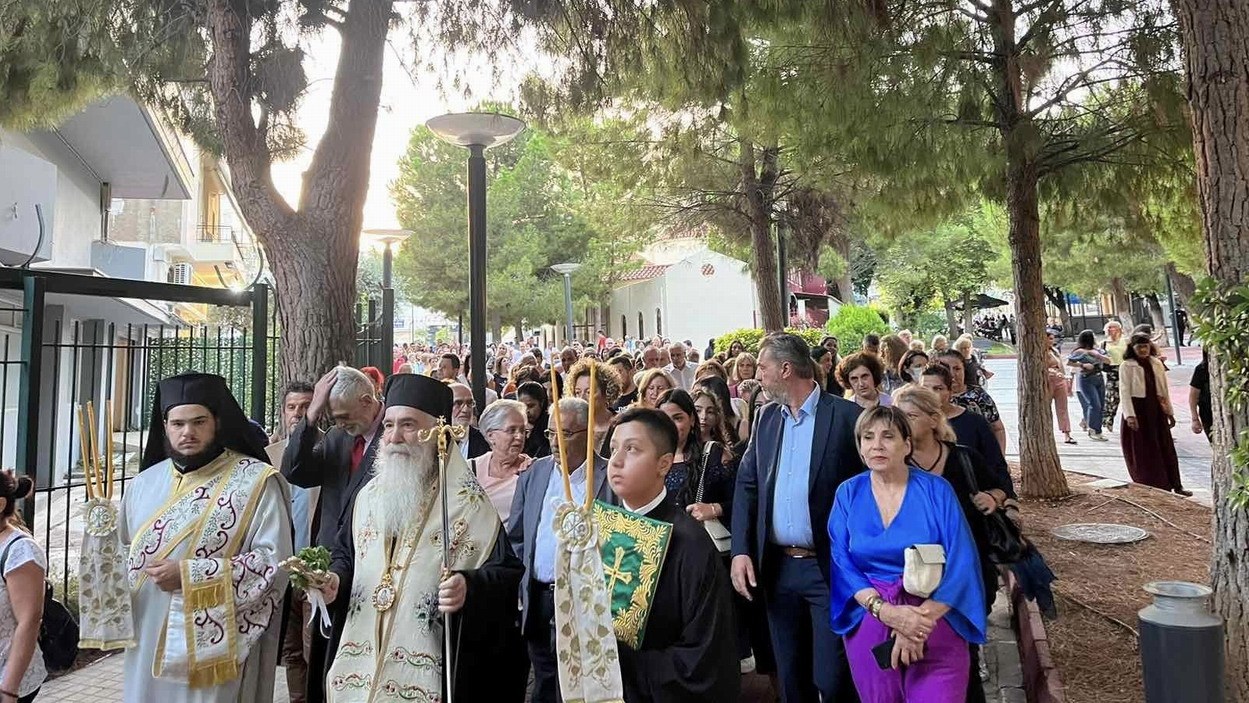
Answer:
[{"left": 350, "top": 435, "right": 367, "bottom": 474}]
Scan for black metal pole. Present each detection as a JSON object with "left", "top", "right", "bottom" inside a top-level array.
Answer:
[
  {"left": 16, "top": 273, "right": 44, "bottom": 528},
  {"left": 1165, "top": 272, "right": 1183, "bottom": 366},
  {"left": 250, "top": 282, "right": 268, "bottom": 422},
  {"left": 381, "top": 287, "right": 395, "bottom": 378},
  {"left": 467, "top": 144, "right": 488, "bottom": 413},
  {"left": 382, "top": 244, "right": 394, "bottom": 289}
]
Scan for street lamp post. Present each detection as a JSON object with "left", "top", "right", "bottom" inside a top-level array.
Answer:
[
  {"left": 426, "top": 112, "right": 526, "bottom": 415},
  {"left": 551, "top": 263, "right": 582, "bottom": 345},
  {"left": 362, "top": 229, "right": 413, "bottom": 376}
]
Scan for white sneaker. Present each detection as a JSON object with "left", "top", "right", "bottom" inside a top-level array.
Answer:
[
  {"left": 740, "top": 655, "right": 757, "bottom": 674},
  {"left": 1091, "top": 432, "right": 1109, "bottom": 442}
]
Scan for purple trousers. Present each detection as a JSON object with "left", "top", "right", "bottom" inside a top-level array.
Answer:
[{"left": 844, "top": 579, "right": 970, "bottom": 702}]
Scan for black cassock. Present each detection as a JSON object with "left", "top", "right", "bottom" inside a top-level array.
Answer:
[
  {"left": 330, "top": 521, "right": 528, "bottom": 701},
  {"left": 617, "top": 497, "right": 741, "bottom": 702}
]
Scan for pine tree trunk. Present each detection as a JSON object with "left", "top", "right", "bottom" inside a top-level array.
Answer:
[
  {"left": 943, "top": 297, "right": 959, "bottom": 338},
  {"left": 741, "top": 140, "right": 785, "bottom": 332},
  {"left": 1109, "top": 277, "right": 1136, "bottom": 327},
  {"left": 1176, "top": 0, "right": 1249, "bottom": 693},
  {"left": 833, "top": 230, "right": 854, "bottom": 303},
  {"left": 1144, "top": 293, "right": 1168, "bottom": 343},
  {"left": 206, "top": 0, "right": 390, "bottom": 385},
  {"left": 1007, "top": 161, "right": 1069, "bottom": 498},
  {"left": 1165, "top": 262, "right": 1198, "bottom": 305}
]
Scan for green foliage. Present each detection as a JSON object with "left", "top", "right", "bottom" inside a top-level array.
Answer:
[
  {"left": 825, "top": 305, "right": 889, "bottom": 346},
  {"left": 874, "top": 204, "right": 1005, "bottom": 321},
  {"left": 713, "top": 327, "right": 826, "bottom": 355},
  {"left": 1191, "top": 277, "right": 1249, "bottom": 509}
]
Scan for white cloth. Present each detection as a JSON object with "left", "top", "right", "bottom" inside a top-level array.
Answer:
[
  {"left": 1118, "top": 357, "right": 1170, "bottom": 420},
  {"left": 117, "top": 453, "right": 292, "bottom": 703},
  {"left": 664, "top": 364, "right": 697, "bottom": 390},
  {"left": 0, "top": 531, "right": 47, "bottom": 697}
]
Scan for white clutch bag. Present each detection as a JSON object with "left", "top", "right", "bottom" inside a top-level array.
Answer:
[{"left": 903, "top": 544, "right": 946, "bottom": 598}]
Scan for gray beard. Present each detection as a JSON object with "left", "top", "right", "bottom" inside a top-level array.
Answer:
[{"left": 371, "top": 441, "right": 439, "bottom": 537}]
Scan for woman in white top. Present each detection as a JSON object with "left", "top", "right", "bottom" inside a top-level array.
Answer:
[{"left": 0, "top": 471, "right": 45, "bottom": 702}]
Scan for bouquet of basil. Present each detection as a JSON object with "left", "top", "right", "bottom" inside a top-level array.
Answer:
[{"left": 280, "top": 545, "right": 332, "bottom": 591}]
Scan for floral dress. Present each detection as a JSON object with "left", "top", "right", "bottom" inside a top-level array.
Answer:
[{"left": 953, "top": 386, "right": 1001, "bottom": 425}]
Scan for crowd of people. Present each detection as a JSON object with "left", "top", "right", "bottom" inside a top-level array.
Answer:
[{"left": 0, "top": 316, "right": 1207, "bottom": 703}]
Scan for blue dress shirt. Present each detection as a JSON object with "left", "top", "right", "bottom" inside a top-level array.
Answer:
[
  {"left": 770, "top": 383, "right": 821, "bottom": 548},
  {"left": 533, "top": 461, "right": 589, "bottom": 583}
]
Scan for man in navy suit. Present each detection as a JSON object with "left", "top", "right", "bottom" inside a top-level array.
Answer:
[
  {"left": 506, "top": 398, "right": 614, "bottom": 703},
  {"left": 731, "top": 333, "right": 864, "bottom": 702}
]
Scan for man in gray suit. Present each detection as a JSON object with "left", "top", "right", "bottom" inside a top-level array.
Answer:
[{"left": 507, "top": 397, "right": 615, "bottom": 703}]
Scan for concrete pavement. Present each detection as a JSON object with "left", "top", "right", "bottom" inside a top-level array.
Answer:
[{"left": 982, "top": 356, "right": 1214, "bottom": 504}]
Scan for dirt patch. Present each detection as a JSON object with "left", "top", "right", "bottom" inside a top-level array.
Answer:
[{"left": 1012, "top": 467, "right": 1211, "bottom": 703}]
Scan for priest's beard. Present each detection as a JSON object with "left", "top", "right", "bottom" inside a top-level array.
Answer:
[
  {"left": 372, "top": 441, "right": 439, "bottom": 537},
  {"left": 164, "top": 439, "right": 225, "bottom": 473}
]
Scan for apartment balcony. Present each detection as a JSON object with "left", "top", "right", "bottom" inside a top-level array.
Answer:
[{"left": 189, "top": 225, "right": 239, "bottom": 263}]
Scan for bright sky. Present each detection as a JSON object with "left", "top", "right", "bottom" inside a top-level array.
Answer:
[{"left": 269, "top": 27, "right": 529, "bottom": 232}]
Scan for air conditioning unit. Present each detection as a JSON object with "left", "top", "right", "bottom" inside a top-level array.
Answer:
[{"left": 172, "top": 263, "right": 194, "bottom": 285}]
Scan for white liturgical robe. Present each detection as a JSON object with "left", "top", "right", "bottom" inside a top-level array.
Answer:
[{"left": 116, "top": 450, "right": 292, "bottom": 703}]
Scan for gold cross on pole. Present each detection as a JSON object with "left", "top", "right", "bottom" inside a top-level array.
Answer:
[
  {"left": 416, "top": 418, "right": 467, "bottom": 461},
  {"left": 604, "top": 546, "right": 634, "bottom": 592}
]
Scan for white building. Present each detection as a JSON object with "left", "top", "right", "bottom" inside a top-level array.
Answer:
[
  {"left": 608, "top": 233, "right": 760, "bottom": 346},
  {"left": 1, "top": 95, "right": 255, "bottom": 484}
]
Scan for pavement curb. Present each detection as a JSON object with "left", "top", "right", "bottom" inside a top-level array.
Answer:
[{"left": 1008, "top": 570, "right": 1065, "bottom": 703}]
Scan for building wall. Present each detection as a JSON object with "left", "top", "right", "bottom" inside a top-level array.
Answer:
[
  {"left": 0, "top": 130, "right": 103, "bottom": 268},
  {"left": 610, "top": 248, "right": 758, "bottom": 344}
]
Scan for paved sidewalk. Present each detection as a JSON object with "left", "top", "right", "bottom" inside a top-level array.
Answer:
[
  {"left": 40, "top": 654, "right": 291, "bottom": 702},
  {"left": 983, "top": 357, "right": 1214, "bottom": 505}
]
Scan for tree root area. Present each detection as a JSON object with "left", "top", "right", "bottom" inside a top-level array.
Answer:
[{"left": 1010, "top": 466, "right": 1211, "bottom": 703}]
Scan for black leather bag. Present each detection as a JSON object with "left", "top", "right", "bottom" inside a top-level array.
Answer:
[{"left": 954, "top": 450, "right": 1028, "bottom": 564}]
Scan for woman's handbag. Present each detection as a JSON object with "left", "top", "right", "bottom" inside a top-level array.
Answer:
[
  {"left": 955, "top": 449, "right": 1028, "bottom": 564},
  {"left": 903, "top": 544, "right": 945, "bottom": 598},
  {"left": 695, "top": 442, "right": 732, "bottom": 553}
]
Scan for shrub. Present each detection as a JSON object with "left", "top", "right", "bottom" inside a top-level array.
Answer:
[
  {"left": 713, "top": 327, "right": 827, "bottom": 355},
  {"left": 825, "top": 305, "right": 890, "bottom": 346}
]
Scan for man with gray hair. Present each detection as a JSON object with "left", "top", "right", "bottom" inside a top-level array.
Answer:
[
  {"left": 281, "top": 365, "right": 386, "bottom": 701},
  {"left": 664, "top": 341, "right": 696, "bottom": 390},
  {"left": 731, "top": 332, "right": 863, "bottom": 702},
  {"left": 506, "top": 398, "right": 615, "bottom": 702}
]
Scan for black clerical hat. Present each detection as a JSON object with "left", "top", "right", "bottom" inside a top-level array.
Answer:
[
  {"left": 383, "top": 373, "right": 453, "bottom": 422},
  {"left": 140, "top": 372, "right": 269, "bottom": 470}
]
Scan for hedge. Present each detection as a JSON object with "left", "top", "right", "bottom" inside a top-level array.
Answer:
[
  {"left": 712, "top": 327, "right": 828, "bottom": 355},
  {"left": 825, "top": 305, "right": 890, "bottom": 346}
]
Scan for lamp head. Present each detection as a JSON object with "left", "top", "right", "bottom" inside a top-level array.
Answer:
[{"left": 426, "top": 113, "right": 527, "bottom": 149}]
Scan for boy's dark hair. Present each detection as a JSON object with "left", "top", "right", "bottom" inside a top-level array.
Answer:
[
  {"left": 441, "top": 353, "right": 461, "bottom": 370},
  {"left": 612, "top": 406, "right": 679, "bottom": 456}
]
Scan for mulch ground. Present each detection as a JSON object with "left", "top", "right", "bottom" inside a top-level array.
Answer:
[{"left": 1013, "top": 466, "right": 1211, "bottom": 703}]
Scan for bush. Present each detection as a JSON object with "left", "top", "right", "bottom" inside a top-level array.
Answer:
[
  {"left": 713, "top": 327, "right": 827, "bottom": 355},
  {"left": 825, "top": 305, "right": 890, "bottom": 345}
]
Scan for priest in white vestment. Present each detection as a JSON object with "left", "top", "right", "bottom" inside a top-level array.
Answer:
[
  {"left": 109, "top": 373, "right": 292, "bottom": 703},
  {"left": 316, "top": 373, "right": 526, "bottom": 702}
]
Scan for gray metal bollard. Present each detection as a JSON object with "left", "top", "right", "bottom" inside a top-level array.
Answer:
[{"left": 1139, "top": 581, "right": 1224, "bottom": 703}]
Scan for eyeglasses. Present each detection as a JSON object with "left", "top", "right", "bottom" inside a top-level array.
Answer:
[
  {"left": 452, "top": 399, "right": 477, "bottom": 410},
  {"left": 545, "top": 428, "right": 587, "bottom": 441},
  {"left": 489, "top": 426, "right": 527, "bottom": 438}
]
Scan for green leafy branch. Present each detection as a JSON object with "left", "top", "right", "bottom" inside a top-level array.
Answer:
[{"left": 1191, "top": 277, "right": 1249, "bottom": 509}]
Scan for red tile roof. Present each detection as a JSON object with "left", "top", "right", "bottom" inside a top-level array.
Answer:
[{"left": 618, "top": 264, "right": 670, "bottom": 282}]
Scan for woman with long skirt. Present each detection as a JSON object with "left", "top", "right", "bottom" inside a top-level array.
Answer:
[{"left": 1119, "top": 334, "right": 1190, "bottom": 496}]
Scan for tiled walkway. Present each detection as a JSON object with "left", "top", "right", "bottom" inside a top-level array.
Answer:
[{"left": 40, "top": 654, "right": 291, "bottom": 702}]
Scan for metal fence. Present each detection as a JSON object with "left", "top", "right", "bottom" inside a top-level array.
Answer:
[{"left": 0, "top": 268, "right": 392, "bottom": 609}]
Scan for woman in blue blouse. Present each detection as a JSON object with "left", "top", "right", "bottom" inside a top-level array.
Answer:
[{"left": 829, "top": 405, "right": 987, "bottom": 702}]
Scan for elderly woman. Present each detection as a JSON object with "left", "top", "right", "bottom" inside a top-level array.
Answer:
[
  {"left": 830, "top": 406, "right": 986, "bottom": 702},
  {"left": 637, "top": 368, "right": 677, "bottom": 409},
  {"left": 474, "top": 399, "right": 531, "bottom": 522},
  {"left": 566, "top": 359, "right": 621, "bottom": 455},
  {"left": 837, "top": 352, "right": 892, "bottom": 409}
]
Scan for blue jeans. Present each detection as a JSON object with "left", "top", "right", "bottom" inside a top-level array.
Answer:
[{"left": 1076, "top": 373, "right": 1105, "bottom": 434}]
